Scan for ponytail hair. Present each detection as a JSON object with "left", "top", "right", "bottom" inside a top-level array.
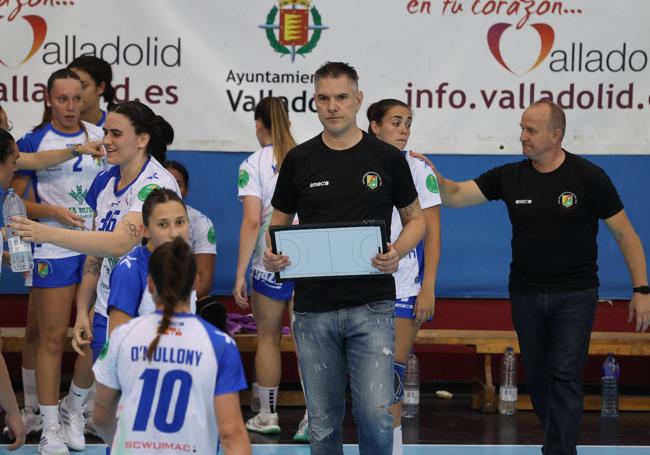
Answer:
[
  {"left": 110, "top": 101, "right": 174, "bottom": 163},
  {"left": 146, "top": 237, "right": 196, "bottom": 360},
  {"left": 142, "top": 188, "right": 186, "bottom": 228},
  {"left": 366, "top": 99, "right": 411, "bottom": 135},
  {"left": 34, "top": 68, "right": 82, "bottom": 132},
  {"left": 254, "top": 97, "right": 296, "bottom": 172},
  {"left": 68, "top": 55, "right": 116, "bottom": 110}
]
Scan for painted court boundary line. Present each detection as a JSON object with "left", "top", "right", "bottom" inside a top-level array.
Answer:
[{"left": 2, "top": 443, "right": 649, "bottom": 454}]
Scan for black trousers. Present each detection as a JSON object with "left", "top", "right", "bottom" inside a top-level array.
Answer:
[{"left": 511, "top": 289, "right": 598, "bottom": 455}]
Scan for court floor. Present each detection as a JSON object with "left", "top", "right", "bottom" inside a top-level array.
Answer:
[{"left": 2, "top": 444, "right": 650, "bottom": 454}]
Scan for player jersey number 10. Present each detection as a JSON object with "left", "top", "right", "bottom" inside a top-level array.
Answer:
[{"left": 133, "top": 368, "right": 193, "bottom": 433}]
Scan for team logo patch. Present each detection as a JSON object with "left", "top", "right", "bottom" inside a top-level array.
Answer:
[
  {"left": 98, "top": 340, "right": 109, "bottom": 360},
  {"left": 68, "top": 185, "right": 88, "bottom": 204},
  {"left": 426, "top": 174, "right": 439, "bottom": 194},
  {"left": 36, "top": 260, "right": 51, "bottom": 278},
  {"left": 137, "top": 184, "right": 160, "bottom": 202},
  {"left": 362, "top": 172, "right": 382, "bottom": 190},
  {"left": 558, "top": 191, "right": 577, "bottom": 208},
  {"left": 238, "top": 170, "right": 250, "bottom": 189},
  {"left": 260, "top": 0, "right": 329, "bottom": 63},
  {"left": 207, "top": 226, "right": 216, "bottom": 245}
]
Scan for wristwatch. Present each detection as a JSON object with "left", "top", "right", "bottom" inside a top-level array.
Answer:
[
  {"left": 632, "top": 285, "right": 650, "bottom": 294},
  {"left": 68, "top": 143, "right": 81, "bottom": 157}
]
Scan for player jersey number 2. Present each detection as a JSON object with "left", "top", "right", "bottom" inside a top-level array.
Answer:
[
  {"left": 98, "top": 210, "right": 121, "bottom": 232},
  {"left": 133, "top": 369, "right": 193, "bottom": 433},
  {"left": 72, "top": 155, "right": 83, "bottom": 172}
]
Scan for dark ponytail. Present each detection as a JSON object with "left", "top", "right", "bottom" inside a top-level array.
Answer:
[
  {"left": 366, "top": 99, "right": 411, "bottom": 135},
  {"left": 146, "top": 237, "right": 196, "bottom": 360},
  {"left": 68, "top": 55, "right": 116, "bottom": 110},
  {"left": 34, "top": 68, "right": 82, "bottom": 132},
  {"left": 110, "top": 101, "right": 174, "bottom": 163}
]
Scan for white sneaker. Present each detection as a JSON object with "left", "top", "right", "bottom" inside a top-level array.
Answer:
[
  {"left": 38, "top": 425, "right": 70, "bottom": 455},
  {"left": 293, "top": 415, "right": 309, "bottom": 442},
  {"left": 59, "top": 397, "right": 86, "bottom": 451},
  {"left": 3, "top": 406, "right": 43, "bottom": 436},
  {"left": 83, "top": 412, "right": 98, "bottom": 437},
  {"left": 245, "top": 412, "right": 281, "bottom": 434}
]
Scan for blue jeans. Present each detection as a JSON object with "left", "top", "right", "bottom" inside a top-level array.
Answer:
[
  {"left": 511, "top": 289, "right": 597, "bottom": 455},
  {"left": 293, "top": 301, "right": 395, "bottom": 455}
]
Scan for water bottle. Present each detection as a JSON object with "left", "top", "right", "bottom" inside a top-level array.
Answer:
[
  {"left": 498, "top": 346, "right": 518, "bottom": 415},
  {"left": 601, "top": 353, "right": 620, "bottom": 417},
  {"left": 3, "top": 188, "right": 33, "bottom": 272},
  {"left": 402, "top": 352, "right": 420, "bottom": 418}
]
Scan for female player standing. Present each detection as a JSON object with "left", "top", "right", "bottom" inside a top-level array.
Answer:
[
  {"left": 10, "top": 100, "right": 180, "bottom": 454},
  {"left": 0, "top": 128, "right": 26, "bottom": 451},
  {"left": 368, "top": 99, "right": 441, "bottom": 455},
  {"left": 106, "top": 188, "right": 195, "bottom": 334},
  {"left": 163, "top": 160, "right": 217, "bottom": 299},
  {"left": 233, "top": 97, "right": 308, "bottom": 440},
  {"left": 10, "top": 68, "right": 105, "bottom": 455},
  {"left": 92, "top": 238, "right": 251, "bottom": 454}
]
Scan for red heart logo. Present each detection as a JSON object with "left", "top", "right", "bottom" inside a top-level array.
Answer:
[
  {"left": 0, "top": 15, "right": 47, "bottom": 67},
  {"left": 487, "top": 22, "right": 554, "bottom": 75}
]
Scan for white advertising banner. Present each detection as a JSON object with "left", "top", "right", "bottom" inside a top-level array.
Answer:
[{"left": 1, "top": 0, "right": 649, "bottom": 154}]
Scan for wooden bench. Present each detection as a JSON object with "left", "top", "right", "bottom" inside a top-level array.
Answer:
[
  {"left": 3, "top": 327, "right": 650, "bottom": 411},
  {"left": 234, "top": 329, "right": 650, "bottom": 411}
]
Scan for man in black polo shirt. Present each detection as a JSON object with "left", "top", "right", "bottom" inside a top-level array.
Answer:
[
  {"left": 264, "top": 62, "right": 425, "bottom": 455},
  {"left": 435, "top": 99, "right": 650, "bottom": 455}
]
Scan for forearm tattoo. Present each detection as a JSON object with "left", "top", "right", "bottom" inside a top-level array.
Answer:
[
  {"left": 120, "top": 218, "right": 143, "bottom": 240},
  {"left": 83, "top": 257, "right": 102, "bottom": 277},
  {"left": 400, "top": 198, "right": 420, "bottom": 220}
]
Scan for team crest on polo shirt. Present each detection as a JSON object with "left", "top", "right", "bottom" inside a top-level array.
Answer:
[
  {"left": 362, "top": 172, "right": 382, "bottom": 190},
  {"left": 558, "top": 191, "right": 577, "bottom": 208}
]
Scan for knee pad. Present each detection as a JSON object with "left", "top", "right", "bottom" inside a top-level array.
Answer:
[{"left": 394, "top": 361, "right": 406, "bottom": 404}]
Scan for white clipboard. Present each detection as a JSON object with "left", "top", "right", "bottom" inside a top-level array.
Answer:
[{"left": 269, "top": 221, "right": 388, "bottom": 281}]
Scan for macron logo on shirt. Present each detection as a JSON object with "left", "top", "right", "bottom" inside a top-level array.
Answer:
[
  {"left": 309, "top": 181, "right": 329, "bottom": 188},
  {"left": 119, "top": 255, "right": 138, "bottom": 269}
]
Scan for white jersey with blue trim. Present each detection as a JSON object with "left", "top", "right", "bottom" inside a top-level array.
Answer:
[
  {"left": 92, "top": 312, "right": 247, "bottom": 454},
  {"left": 108, "top": 246, "right": 197, "bottom": 319},
  {"left": 186, "top": 205, "right": 217, "bottom": 255},
  {"left": 16, "top": 121, "right": 105, "bottom": 259},
  {"left": 86, "top": 158, "right": 180, "bottom": 318},
  {"left": 391, "top": 152, "right": 441, "bottom": 299},
  {"left": 238, "top": 145, "right": 285, "bottom": 272}
]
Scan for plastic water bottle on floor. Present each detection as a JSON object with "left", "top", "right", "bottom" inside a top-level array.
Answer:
[
  {"left": 601, "top": 353, "right": 620, "bottom": 417},
  {"left": 402, "top": 352, "right": 420, "bottom": 418},
  {"left": 3, "top": 188, "right": 32, "bottom": 272},
  {"left": 498, "top": 346, "right": 518, "bottom": 415}
]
